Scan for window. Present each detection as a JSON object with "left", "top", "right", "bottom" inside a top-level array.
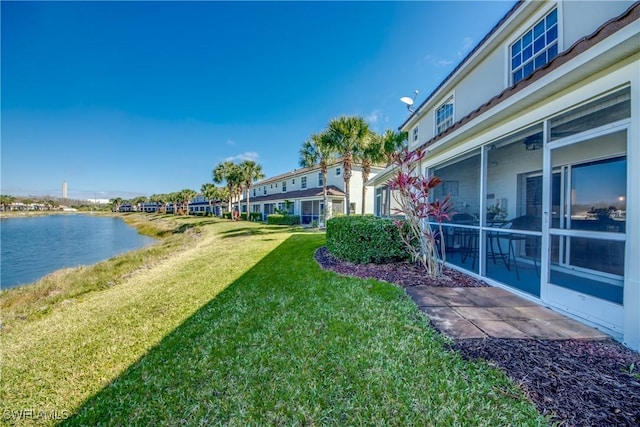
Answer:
[
  {"left": 282, "top": 181, "right": 286, "bottom": 192},
  {"left": 292, "top": 178, "right": 295, "bottom": 184},
  {"left": 511, "top": 8, "right": 558, "bottom": 85},
  {"left": 301, "top": 176, "right": 307, "bottom": 189},
  {"left": 275, "top": 183, "right": 278, "bottom": 188},
  {"left": 336, "top": 167, "right": 341, "bottom": 176},
  {"left": 253, "top": 188, "right": 256, "bottom": 197},
  {"left": 318, "top": 172, "right": 323, "bottom": 186},
  {"left": 263, "top": 186, "right": 267, "bottom": 195},
  {"left": 412, "top": 126, "right": 419, "bottom": 143},
  {"left": 436, "top": 97, "right": 454, "bottom": 135}
]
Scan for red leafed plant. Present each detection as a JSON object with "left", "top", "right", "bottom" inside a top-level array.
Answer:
[{"left": 388, "top": 147, "right": 453, "bottom": 278}]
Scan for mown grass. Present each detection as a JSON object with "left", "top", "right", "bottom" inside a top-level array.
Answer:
[{"left": 1, "top": 217, "right": 546, "bottom": 426}]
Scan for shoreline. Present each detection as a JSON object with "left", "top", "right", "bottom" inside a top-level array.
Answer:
[{"left": 0, "top": 214, "right": 186, "bottom": 316}]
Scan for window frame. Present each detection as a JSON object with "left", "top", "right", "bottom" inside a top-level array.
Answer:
[
  {"left": 301, "top": 176, "right": 307, "bottom": 189},
  {"left": 510, "top": 7, "right": 558, "bottom": 85},
  {"left": 435, "top": 96, "right": 454, "bottom": 135}
]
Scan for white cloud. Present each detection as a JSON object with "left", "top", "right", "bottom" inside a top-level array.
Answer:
[
  {"left": 366, "top": 109, "right": 381, "bottom": 124},
  {"left": 457, "top": 36, "right": 474, "bottom": 58},
  {"left": 438, "top": 59, "right": 454, "bottom": 67},
  {"left": 226, "top": 139, "right": 236, "bottom": 145},
  {"left": 225, "top": 151, "right": 260, "bottom": 162}
]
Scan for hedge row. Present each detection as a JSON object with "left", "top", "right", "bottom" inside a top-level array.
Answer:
[
  {"left": 326, "top": 216, "right": 409, "bottom": 264},
  {"left": 222, "top": 212, "right": 263, "bottom": 221},
  {"left": 267, "top": 214, "right": 301, "bottom": 225}
]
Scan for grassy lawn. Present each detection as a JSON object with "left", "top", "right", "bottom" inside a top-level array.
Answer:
[{"left": 0, "top": 216, "right": 545, "bottom": 426}]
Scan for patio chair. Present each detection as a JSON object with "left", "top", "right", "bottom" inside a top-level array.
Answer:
[{"left": 504, "top": 215, "right": 541, "bottom": 279}]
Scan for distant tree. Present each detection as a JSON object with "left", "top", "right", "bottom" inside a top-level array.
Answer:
[
  {"left": 109, "top": 197, "right": 123, "bottom": 212},
  {"left": 0, "top": 194, "right": 16, "bottom": 211},
  {"left": 201, "top": 184, "right": 228, "bottom": 216},
  {"left": 326, "top": 116, "right": 372, "bottom": 215},
  {"left": 239, "top": 160, "right": 265, "bottom": 219},
  {"left": 299, "top": 131, "right": 337, "bottom": 225},
  {"left": 167, "top": 192, "right": 181, "bottom": 214},
  {"left": 178, "top": 189, "right": 196, "bottom": 215},
  {"left": 45, "top": 199, "right": 59, "bottom": 210},
  {"left": 213, "top": 161, "right": 242, "bottom": 214},
  {"left": 131, "top": 196, "right": 148, "bottom": 212},
  {"left": 358, "top": 132, "right": 387, "bottom": 215}
]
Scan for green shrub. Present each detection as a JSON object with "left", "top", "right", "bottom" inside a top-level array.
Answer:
[
  {"left": 267, "top": 214, "right": 301, "bottom": 225},
  {"left": 326, "top": 216, "right": 409, "bottom": 264},
  {"left": 222, "top": 212, "right": 232, "bottom": 219},
  {"left": 248, "top": 212, "right": 263, "bottom": 222}
]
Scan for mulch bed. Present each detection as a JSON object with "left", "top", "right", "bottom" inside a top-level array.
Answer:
[{"left": 315, "top": 247, "right": 640, "bottom": 426}]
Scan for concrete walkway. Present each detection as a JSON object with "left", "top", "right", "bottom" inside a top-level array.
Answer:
[{"left": 406, "top": 286, "right": 608, "bottom": 340}]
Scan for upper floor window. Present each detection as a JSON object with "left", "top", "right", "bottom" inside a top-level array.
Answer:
[
  {"left": 301, "top": 176, "right": 307, "bottom": 189},
  {"left": 318, "top": 172, "right": 323, "bottom": 186},
  {"left": 292, "top": 178, "right": 295, "bottom": 184},
  {"left": 436, "top": 97, "right": 454, "bottom": 135},
  {"left": 412, "top": 126, "right": 419, "bottom": 143},
  {"left": 336, "top": 167, "right": 341, "bottom": 176},
  {"left": 282, "top": 181, "right": 286, "bottom": 192},
  {"left": 511, "top": 8, "right": 558, "bottom": 85},
  {"left": 253, "top": 188, "right": 256, "bottom": 197},
  {"left": 263, "top": 186, "right": 267, "bottom": 195}
]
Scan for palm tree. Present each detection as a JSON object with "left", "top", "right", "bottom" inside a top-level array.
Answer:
[
  {"left": 359, "top": 132, "right": 386, "bottom": 215},
  {"left": 131, "top": 195, "right": 148, "bottom": 212},
  {"left": 299, "top": 131, "right": 336, "bottom": 225},
  {"left": 179, "top": 189, "right": 196, "bottom": 215},
  {"left": 109, "top": 197, "right": 123, "bottom": 212},
  {"left": 326, "top": 116, "right": 372, "bottom": 215},
  {"left": 154, "top": 193, "right": 169, "bottom": 213},
  {"left": 380, "top": 129, "right": 408, "bottom": 166},
  {"left": 201, "top": 183, "right": 217, "bottom": 216},
  {"left": 167, "top": 192, "right": 181, "bottom": 214},
  {"left": 238, "top": 160, "right": 265, "bottom": 220},
  {"left": 213, "top": 161, "right": 242, "bottom": 214},
  {"left": 380, "top": 130, "right": 408, "bottom": 216}
]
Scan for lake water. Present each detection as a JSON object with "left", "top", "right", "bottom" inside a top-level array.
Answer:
[{"left": 1, "top": 214, "right": 156, "bottom": 289}]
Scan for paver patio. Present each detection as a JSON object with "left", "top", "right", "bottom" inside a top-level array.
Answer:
[{"left": 406, "top": 286, "right": 608, "bottom": 340}]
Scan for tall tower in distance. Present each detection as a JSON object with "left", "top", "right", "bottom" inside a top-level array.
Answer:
[{"left": 62, "top": 181, "right": 68, "bottom": 199}]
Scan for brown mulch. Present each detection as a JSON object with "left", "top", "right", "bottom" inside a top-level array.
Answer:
[{"left": 315, "top": 247, "right": 640, "bottom": 426}]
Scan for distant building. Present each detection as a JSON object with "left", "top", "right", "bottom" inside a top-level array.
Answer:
[{"left": 62, "top": 181, "right": 68, "bottom": 199}]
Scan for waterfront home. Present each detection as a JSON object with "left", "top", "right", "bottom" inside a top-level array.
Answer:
[
  {"left": 241, "top": 161, "right": 382, "bottom": 225},
  {"left": 370, "top": 0, "right": 640, "bottom": 350}
]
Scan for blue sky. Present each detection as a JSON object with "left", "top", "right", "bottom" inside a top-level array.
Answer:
[{"left": 1, "top": 0, "right": 516, "bottom": 200}]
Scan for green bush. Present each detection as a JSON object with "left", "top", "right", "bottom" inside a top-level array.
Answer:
[
  {"left": 326, "top": 216, "right": 409, "bottom": 264},
  {"left": 267, "top": 214, "right": 301, "bottom": 225},
  {"left": 222, "top": 212, "right": 263, "bottom": 221},
  {"left": 248, "top": 212, "right": 263, "bottom": 222}
]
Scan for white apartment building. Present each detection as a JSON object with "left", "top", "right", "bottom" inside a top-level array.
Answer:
[
  {"left": 371, "top": 0, "right": 640, "bottom": 349},
  {"left": 244, "top": 161, "right": 382, "bottom": 225}
]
